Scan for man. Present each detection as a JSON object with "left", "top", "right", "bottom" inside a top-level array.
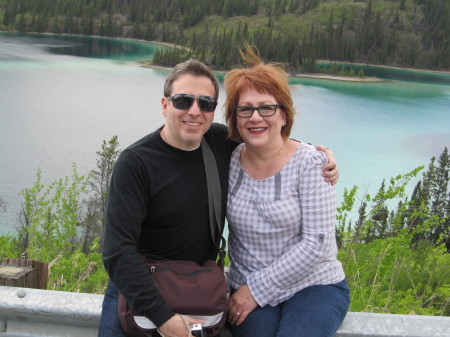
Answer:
[{"left": 98, "top": 59, "right": 338, "bottom": 337}]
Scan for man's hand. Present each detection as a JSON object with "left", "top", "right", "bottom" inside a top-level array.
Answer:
[
  {"left": 316, "top": 145, "right": 339, "bottom": 185},
  {"left": 158, "top": 314, "right": 204, "bottom": 337},
  {"left": 227, "top": 285, "right": 258, "bottom": 326}
]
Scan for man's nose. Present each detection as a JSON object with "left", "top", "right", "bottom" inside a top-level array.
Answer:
[{"left": 188, "top": 99, "right": 202, "bottom": 115}]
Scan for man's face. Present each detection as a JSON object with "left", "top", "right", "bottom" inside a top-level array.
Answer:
[{"left": 161, "top": 74, "right": 216, "bottom": 150}]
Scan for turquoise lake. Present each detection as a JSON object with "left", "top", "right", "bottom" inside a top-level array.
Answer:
[{"left": 1, "top": 33, "right": 449, "bottom": 234}]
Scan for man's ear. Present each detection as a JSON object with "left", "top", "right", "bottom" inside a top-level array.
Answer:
[{"left": 161, "top": 96, "right": 168, "bottom": 117}]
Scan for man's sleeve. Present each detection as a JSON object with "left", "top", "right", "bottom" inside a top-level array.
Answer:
[{"left": 102, "top": 150, "right": 174, "bottom": 327}]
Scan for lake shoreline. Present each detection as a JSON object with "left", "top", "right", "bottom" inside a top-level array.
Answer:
[
  {"left": 140, "top": 60, "right": 385, "bottom": 83},
  {"left": 143, "top": 41, "right": 450, "bottom": 82},
  {"left": 2, "top": 31, "right": 449, "bottom": 82},
  {"left": 316, "top": 59, "right": 450, "bottom": 75}
]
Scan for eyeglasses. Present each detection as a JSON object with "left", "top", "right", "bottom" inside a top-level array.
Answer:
[
  {"left": 234, "top": 105, "right": 280, "bottom": 118},
  {"left": 166, "top": 94, "right": 217, "bottom": 113}
]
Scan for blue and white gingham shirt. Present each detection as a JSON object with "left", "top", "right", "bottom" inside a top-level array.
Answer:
[{"left": 227, "top": 142, "right": 345, "bottom": 307}]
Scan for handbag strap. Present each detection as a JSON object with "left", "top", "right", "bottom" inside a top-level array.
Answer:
[{"left": 201, "top": 138, "right": 227, "bottom": 266}]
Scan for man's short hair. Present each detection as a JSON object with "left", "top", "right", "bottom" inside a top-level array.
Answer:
[{"left": 164, "top": 59, "right": 219, "bottom": 100}]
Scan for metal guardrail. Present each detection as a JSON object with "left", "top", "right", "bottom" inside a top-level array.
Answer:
[
  {"left": 0, "top": 286, "right": 101, "bottom": 337},
  {"left": 0, "top": 286, "right": 449, "bottom": 337}
]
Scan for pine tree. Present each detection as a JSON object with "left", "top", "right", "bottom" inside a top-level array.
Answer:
[
  {"left": 3, "top": 1, "right": 11, "bottom": 26},
  {"left": 83, "top": 135, "right": 120, "bottom": 251},
  {"left": 18, "top": 13, "right": 27, "bottom": 32},
  {"left": 354, "top": 201, "right": 367, "bottom": 243},
  {"left": 430, "top": 148, "right": 449, "bottom": 246}
]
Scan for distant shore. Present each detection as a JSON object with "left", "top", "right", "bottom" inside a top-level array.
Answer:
[
  {"left": 3, "top": 31, "right": 449, "bottom": 82},
  {"left": 144, "top": 41, "right": 450, "bottom": 82},
  {"left": 141, "top": 60, "right": 385, "bottom": 83},
  {"left": 316, "top": 59, "right": 450, "bottom": 75}
]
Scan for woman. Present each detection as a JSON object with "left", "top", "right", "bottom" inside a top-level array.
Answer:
[{"left": 224, "top": 45, "right": 350, "bottom": 337}]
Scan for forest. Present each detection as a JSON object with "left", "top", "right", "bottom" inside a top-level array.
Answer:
[
  {"left": 0, "top": 0, "right": 449, "bottom": 72},
  {"left": 0, "top": 135, "right": 448, "bottom": 316}
]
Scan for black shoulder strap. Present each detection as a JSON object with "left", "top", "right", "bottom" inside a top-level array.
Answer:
[{"left": 201, "top": 138, "right": 227, "bottom": 265}]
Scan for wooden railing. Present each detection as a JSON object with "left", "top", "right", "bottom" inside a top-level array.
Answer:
[{"left": 0, "top": 258, "right": 49, "bottom": 290}]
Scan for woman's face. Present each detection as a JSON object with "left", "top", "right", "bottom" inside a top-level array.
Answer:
[{"left": 236, "top": 87, "right": 286, "bottom": 150}]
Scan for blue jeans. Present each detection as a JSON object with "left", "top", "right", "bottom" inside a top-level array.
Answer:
[
  {"left": 98, "top": 280, "right": 128, "bottom": 337},
  {"left": 229, "top": 279, "right": 350, "bottom": 337}
]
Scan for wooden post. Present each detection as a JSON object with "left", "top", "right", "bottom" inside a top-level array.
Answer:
[{"left": 0, "top": 258, "right": 49, "bottom": 289}]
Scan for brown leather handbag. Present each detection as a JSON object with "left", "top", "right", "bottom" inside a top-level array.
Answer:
[{"left": 118, "top": 139, "right": 228, "bottom": 337}]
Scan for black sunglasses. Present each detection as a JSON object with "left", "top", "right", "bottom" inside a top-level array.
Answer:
[{"left": 167, "top": 94, "right": 217, "bottom": 113}]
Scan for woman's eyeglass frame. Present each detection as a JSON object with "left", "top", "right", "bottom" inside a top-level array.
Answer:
[{"left": 234, "top": 104, "right": 280, "bottom": 118}]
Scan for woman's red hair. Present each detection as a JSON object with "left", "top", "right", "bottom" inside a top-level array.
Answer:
[{"left": 224, "top": 43, "right": 295, "bottom": 142}]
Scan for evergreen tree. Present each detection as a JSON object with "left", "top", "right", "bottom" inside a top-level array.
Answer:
[
  {"left": 354, "top": 201, "right": 367, "bottom": 243},
  {"left": 82, "top": 135, "right": 120, "bottom": 252},
  {"left": 144, "top": 22, "right": 155, "bottom": 41},
  {"left": 430, "top": 148, "right": 449, "bottom": 246},
  {"left": 18, "top": 13, "right": 26, "bottom": 32},
  {"left": 3, "top": 1, "right": 11, "bottom": 26}
]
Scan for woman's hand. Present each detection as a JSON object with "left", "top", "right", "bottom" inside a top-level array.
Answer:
[
  {"left": 316, "top": 145, "right": 339, "bottom": 185},
  {"left": 227, "top": 285, "right": 258, "bottom": 326}
]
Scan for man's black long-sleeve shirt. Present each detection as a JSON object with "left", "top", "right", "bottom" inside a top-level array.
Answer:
[{"left": 102, "top": 123, "right": 236, "bottom": 327}]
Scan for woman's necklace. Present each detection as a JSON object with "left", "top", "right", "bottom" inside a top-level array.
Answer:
[{"left": 276, "top": 140, "right": 285, "bottom": 157}]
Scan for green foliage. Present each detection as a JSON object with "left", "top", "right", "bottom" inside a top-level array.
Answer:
[
  {"left": 10, "top": 163, "right": 109, "bottom": 293},
  {"left": 0, "top": 0, "right": 448, "bottom": 70},
  {"left": 338, "top": 147, "right": 450, "bottom": 316},
  {"left": 152, "top": 46, "right": 191, "bottom": 67},
  {"left": 318, "top": 62, "right": 363, "bottom": 77},
  {"left": 48, "top": 239, "right": 108, "bottom": 293},
  {"left": 18, "top": 163, "right": 88, "bottom": 262},
  {"left": 3, "top": 137, "right": 120, "bottom": 294},
  {"left": 0, "top": 234, "right": 16, "bottom": 259},
  {"left": 341, "top": 237, "right": 449, "bottom": 315}
]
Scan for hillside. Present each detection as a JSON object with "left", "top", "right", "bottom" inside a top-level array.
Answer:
[{"left": 1, "top": 0, "right": 448, "bottom": 71}]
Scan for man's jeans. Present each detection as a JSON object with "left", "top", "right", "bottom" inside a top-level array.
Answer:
[
  {"left": 229, "top": 279, "right": 350, "bottom": 337},
  {"left": 98, "top": 280, "right": 128, "bottom": 337}
]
